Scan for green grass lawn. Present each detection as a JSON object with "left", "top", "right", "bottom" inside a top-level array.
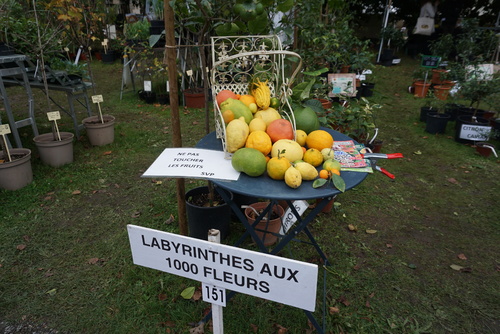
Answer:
[{"left": 1, "top": 56, "right": 499, "bottom": 333}]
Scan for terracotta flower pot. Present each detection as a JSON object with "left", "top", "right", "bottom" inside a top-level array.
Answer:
[
  {"left": 414, "top": 81, "right": 431, "bottom": 98},
  {"left": 245, "top": 202, "right": 284, "bottom": 246}
]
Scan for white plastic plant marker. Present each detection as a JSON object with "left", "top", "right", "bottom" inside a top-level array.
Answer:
[
  {"left": 92, "top": 95, "right": 105, "bottom": 124},
  {"left": 0, "top": 124, "right": 12, "bottom": 162},
  {"left": 144, "top": 80, "right": 152, "bottom": 92},
  {"left": 202, "top": 229, "right": 224, "bottom": 334},
  {"left": 47, "top": 111, "right": 62, "bottom": 141}
]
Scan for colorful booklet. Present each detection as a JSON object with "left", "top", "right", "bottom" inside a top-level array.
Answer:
[{"left": 332, "top": 140, "right": 368, "bottom": 168}]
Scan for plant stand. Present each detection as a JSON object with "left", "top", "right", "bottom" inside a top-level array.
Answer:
[
  {"left": 33, "top": 132, "right": 74, "bottom": 167},
  {"left": 82, "top": 115, "right": 115, "bottom": 146},
  {"left": 0, "top": 148, "right": 32, "bottom": 190}
]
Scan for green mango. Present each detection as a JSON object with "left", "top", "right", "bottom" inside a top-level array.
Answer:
[{"left": 220, "top": 98, "right": 253, "bottom": 124}]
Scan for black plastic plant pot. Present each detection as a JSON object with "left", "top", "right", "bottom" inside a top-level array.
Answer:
[
  {"left": 425, "top": 112, "right": 451, "bottom": 134},
  {"left": 420, "top": 107, "right": 437, "bottom": 122}
]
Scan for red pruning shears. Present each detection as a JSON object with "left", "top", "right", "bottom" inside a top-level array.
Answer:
[{"left": 362, "top": 153, "right": 404, "bottom": 179}]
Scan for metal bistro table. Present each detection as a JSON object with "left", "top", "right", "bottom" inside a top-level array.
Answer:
[{"left": 196, "top": 127, "right": 368, "bottom": 263}]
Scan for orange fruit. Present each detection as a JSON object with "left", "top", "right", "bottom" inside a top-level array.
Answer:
[
  {"left": 319, "top": 169, "right": 330, "bottom": 179},
  {"left": 303, "top": 148, "right": 323, "bottom": 167},
  {"left": 266, "top": 118, "right": 294, "bottom": 143},
  {"left": 222, "top": 109, "right": 234, "bottom": 124},
  {"left": 330, "top": 168, "right": 340, "bottom": 176},
  {"left": 239, "top": 94, "right": 256, "bottom": 107},
  {"left": 245, "top": 130, "right": 272, "bottom": 155},
  {"left": 266, "top": 155, "right": 291, "bottom": 180},
  {"left": 216, "top": 90, "right": 238, "bottom": 106},
  {"left": 306, "top": 130, "right": 334, "bottom": 151}
]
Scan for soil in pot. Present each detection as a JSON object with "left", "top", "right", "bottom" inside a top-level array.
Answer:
[
  {"left": 33, "top": 132, "right": 74, "bottom": 167},
  {"left": 0, "top": 148, "right": 33, "bottom": 190},
  {"left": 244, "top": 202, "right": 284, "bottom": 247},
  {"left": 186, "top": 186, "right": 233, "bottom": 240},
  {"left": 82, "top": 115, "right": 115, "bottom": 146}
]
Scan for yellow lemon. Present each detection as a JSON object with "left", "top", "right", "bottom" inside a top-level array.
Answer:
[
  {"left": 239, "top": 94, "right": 256, "bottom": 107},
  {"left": 295, "top": 129, "right": 307, "bottom": 146},
  {"left": 245, "top": 130, "right": 272, "bottom": 156},
  {"left": 249, "top": 117, "right": 267, "bottom": 132},
  {"left": 303, "top": 148, "right": 323, "bottom": 167},
  {"left": 323, "top": 159, "right": 341, "bottom": 171},
  {"left": 249, "top": 103, "right": 258, "bottom": 113}
]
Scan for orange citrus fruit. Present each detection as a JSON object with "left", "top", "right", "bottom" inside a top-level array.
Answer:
[
  {"left": 239, "top": 94, "right": 256, "bottom": 107},
  {"left": 267, "top": 155, "right": 291, "bottom": 180},
  {"left": 245, "top": 130, "right": 272, "bottom": 155},
  {"left": 303, "top": 148, "right": 323, "bottom": 167},
  {"left": 222, "top": 109, "right": 234, "bottom": 124},
  {"left": 216, "top": 90, "right": 237, "bottom": 106},
  {"left": 266, "top": 118, "right": 294, "bottom": 143},
  {"left": 330, "top": 168, "right": 340, "bottom": 176},
  {"left": 319, "top": 169, "right": 330, "bottom": 179},
  {"left": 305, "top": 130, "right": 334, "bottom": 151}
]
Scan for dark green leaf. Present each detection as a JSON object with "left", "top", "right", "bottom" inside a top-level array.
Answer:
[
  {"left": 331, "top": 174, "right": 346, "bottom": 192},
  {"left": 313, "top": 178, "right": 328, "bottom": 188}
]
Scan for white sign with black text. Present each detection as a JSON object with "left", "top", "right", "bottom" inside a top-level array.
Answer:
[
  {"left": 127, "top": 225, "right": 318, "bottom": 311},
  {"left": 280, "top": 200, "right": 309, "bottom": 235},
  {"left": 142, "top": 148, "right": 240, "bottom": 181}
]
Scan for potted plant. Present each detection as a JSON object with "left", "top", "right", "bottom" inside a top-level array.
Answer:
[
  {"left": 33, "top": 115, "right": 74, "bottom": 167},
  {"left": 185, "top": 184, "right": 233, "bottom": 241},
  {"left": 149, "top": 0, "right": 165, "bottom": 35},
  {"left": 124, "top": 19, "right": 151, "bottom": 47},
  {"left": 0, "top": 134, "right": 33, "bottom": 191},
  {"left": 243, "top": 202, "right": 284, "bottom": 247},
  {"left": 379, "top": 25, "right": 405, "bottom": 66}
]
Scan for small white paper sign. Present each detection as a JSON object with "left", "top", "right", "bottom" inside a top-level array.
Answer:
[
  {"left": 92, "top": 95, "right": 104, "bottom": 103},
  {"left": 280, "top": 200, "right": 309, "bottom": 234},
  {"left": 47, "top": 111, "right": 61, "bottom": 121},
  {"left": 0, "top": 124, "right": 11, "bottom": 135},
  {"left": 459, "top": 124, "right": 491, "bottom": 141},
  {"left": 144, "top": 80, "right": 152, "bottom": 92},
  {"left": 186, "top": 69, "right": 193, "bottom": 76},
  {"left": 142, "top": 148, "right": 240, "bottom": 181},
  {"left": 202, "top": 283, "right": 226, "bottom": 307}
]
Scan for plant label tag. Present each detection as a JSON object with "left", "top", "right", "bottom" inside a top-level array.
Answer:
[
  {"left": 186, "top": 69, "right": 193, "bottom": 77},
  {"left": 47, "top": 111, "right": 61, "bottom": 121},
  {"left": 64, "top": 47, "right": 69, "bottom": 52},
  {"left": 0, "top": 124, "right": 11, "bottom": 135},
  {"left": 104, "top": 39, "right": 108, "bottom": 45},
  {"left": 92, "top": 95, "right": 104, "bottom": 103},
  {"left": 166, "top": 80, "right": 170, "bottom": 92},
  {"left": 359, "top": 74, "right": 366, "bottom": 81},
  {"left": 459, "top": 124, "right": 491, "bottom": 141},
  {"left": 144, "top": 80, "right": 152, "bottom": 92},
  {"left": 202, "top": 283, "right": 226, "bottom": 307},
  {"left": 280, "top": 200, "right": 309, "bottom": 234}
]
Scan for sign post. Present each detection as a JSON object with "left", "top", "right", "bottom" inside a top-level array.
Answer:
[
  {"left": 47, "top": 111, "right": 62, "bottom": 141},
  {"left": 92, "top": 95, "right": 104, "bottom": 124},
  {"left": 0, "top": 124, "right": 12, "bottom": 162},
  {"left": 127, "top": 225, "right": 319, "bottom": 312}
]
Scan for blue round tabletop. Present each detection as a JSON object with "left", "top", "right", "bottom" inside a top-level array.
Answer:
[{"left": 196, "top": 128, "right": 368, "bottom": 200}]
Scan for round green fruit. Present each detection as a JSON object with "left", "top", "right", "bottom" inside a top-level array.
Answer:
[
  {"left": 293, "top": 106, "right": 320, "bottom": 134},
  {"left": 231, "top": 147, "right": 267, "bottom": 177}
]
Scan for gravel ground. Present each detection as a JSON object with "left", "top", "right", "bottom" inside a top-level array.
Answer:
[{"left": 0, "top": 321, "right": 61, "bottom": 334}]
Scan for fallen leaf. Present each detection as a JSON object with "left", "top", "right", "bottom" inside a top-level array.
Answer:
[
  {"left": 44, "top": 270, "right": 54, "bottom": 277},
  {"left": 348, "top": 224, "right": 357, "bottom": 232},
  {"left": 386, "top": 243, "right": 393, "bottom": 248},
  {"left": 16, "top": 244, "right": 26, "bottom": 251},
  {"left": 413, "top": 205, "right": 420, "bottom": 211},
  {"left": 131, "top": 211, "right": 141, "bottom": 218},
  {"left": 72, "top": 190, "right": 81, "bottom": 195},
  {"left": 369, "top": 292, "right": 375, "bottom": 298},
  {"left": 329, "top": 306, "right": 340, "bottom": 314},
  {"left": 192, "top": 121, "right": 199, "bottom": 125},
  {"left": 158, "top": 293, "right": 167, "bottom": 301},
  {"left": 447, "top": 178, "right": 458, "bottom": 184},
  {"left": 165, "top": 214, "right": 175, "bottom": 225},
  {"left": 250, "top": 324, "right": 258, "bottom": 333},
  {"left": 338, "top": 295, "right": 350, "bottom": 306},
  {"left": 413, "top": 150, "right": 422, "bottom": 155},
  {"left": 274, "top": 324, "right": 288, "bottom": 333},
  {"left": 460, "top": 267, "right": 472, "bottom": 273},
  {"left": 192, "top": 289, "right": 202, "bottom": 301},
  {"left": 407, "top": 263, "right": 417, "bottom": 269},
  {"left": 365, "top": 229, "right": 377, "bottom": 234},
  {"left": 46, "top": 288, "right": 57, "bottom": 296},
  {"left": 457, "top": 253, "right": 467, "bottom": 260},
  {"left": 422, "top": 136, "right": 428, "bottom": 139},
  {"left": 23, "top": 235, "right": 30, "bottom": 242},
  {"left": 88, "top": 258, "right": 100, "bottom": 265},
  {"left": 365, "top": 300, "right": 371, "bottom": 308},
  {"left": 181, "top": 287, "right": 195, "bottom": 299},
  {"left": 103, "top": 151, "right": 112, "bottom": 155},
  {"left": 450, "top": 264, "right": 464, "bottom": 271},
  {"left": 155, "top": 180, "right": 162, "bottom": 185},
  {"left": 188, "top": 322, "right": 204, "bottom": 334}
]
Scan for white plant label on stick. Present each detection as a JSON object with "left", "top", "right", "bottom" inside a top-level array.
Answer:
[
  {"left": 47, "top": 111, "right": 62, "bottom": 141},
  {"left": 0, "top": 124, "right": 12, "bottom": 162},
  {"left": 47, "top": 111, "right": 61, "bottom": 121},
  {"left": 144, "top": 80, "right": 152, "bottom": 92},
  {"left": 92, "top": 95, "right": 105, "bottom": 124}
]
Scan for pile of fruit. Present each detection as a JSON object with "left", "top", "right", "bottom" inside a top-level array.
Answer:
[{"left": 216, "top": 81, "right": 344, "bottom": 190}]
